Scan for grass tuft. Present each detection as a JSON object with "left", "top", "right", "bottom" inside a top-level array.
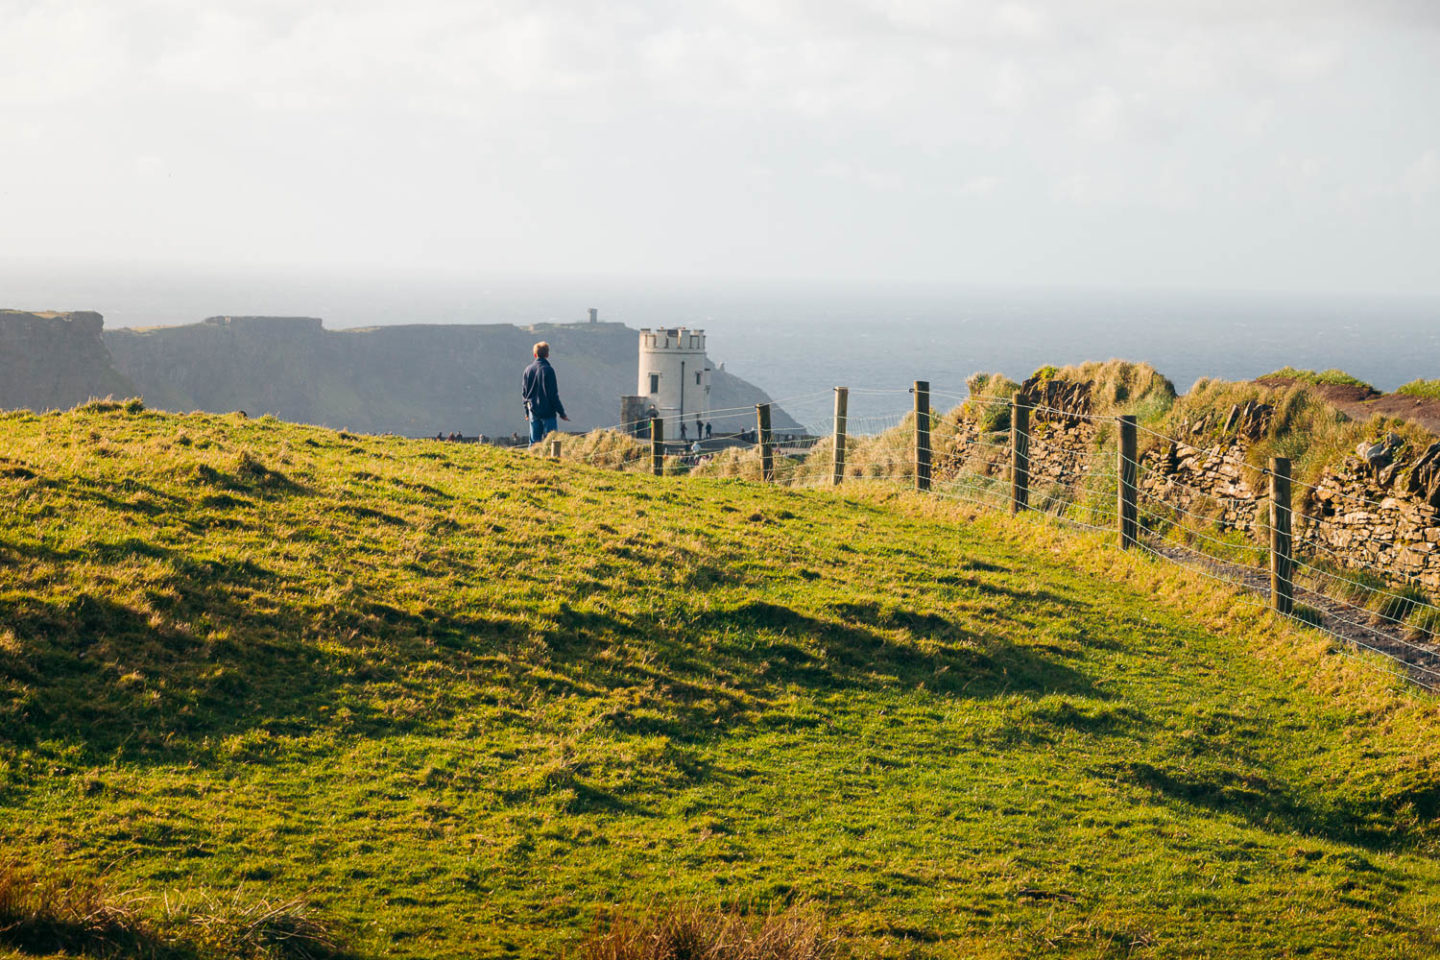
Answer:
[
  {"left": 1044, "top": 359, "right": 1177, "bottom": 419},
  {"left": 179, "top": 891, "right": 344, "bottom": 960},
  {"left": 963, "top": 372, "right": 1019, "bottom": 432},
  {"left": 579, "top": 902, "right": 844, "bottom": 960},
  {"left": 1398, "top": 379, "right": 1440, "bottom": 401},
  {"left": 1407, "top": 606, "right": 1440, "bottom": 644},
  {"left": 1371, "top": 584, "right": 1432, "bottom": 628},
  {"left": 1262, "top": 367, "right": 1375, "bottom": 391},
  {"left": 0, "top": 860, "right": 150, "bottom": 957}
]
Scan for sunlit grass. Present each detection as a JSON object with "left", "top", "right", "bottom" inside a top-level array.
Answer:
[{"left": 4, "top": 406, "right": 1440, "bottom": 958}]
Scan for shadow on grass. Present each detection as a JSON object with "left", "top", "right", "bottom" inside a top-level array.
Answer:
[
  {"left": 1, "top": 526, "right": 1098, "bottom": 766},
  {"left": 0, "top": 537, "right": 530, "bottom": 758},
  {"left": 709, "top": 599, "right": 1096, "bottom": 698},
  {"left": 1100, "top": 757, "right": 1440, "bottom": 855},
  {"left": 9, "top": 524, "right": 1438, "bottom": 858},
  {"left": 0, "top": 921, "right": 203, "bottom": 960}
]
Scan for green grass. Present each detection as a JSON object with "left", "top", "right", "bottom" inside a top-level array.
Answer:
[
  {"left": 1261, "top": 367, "right": 1375, "bottom": 391},
  {"left": 1398, "top": 379, "right": 1440, "bottom": 401},
  {"left": 5, "top": 408, "right": 1440, "bottom": 957}
]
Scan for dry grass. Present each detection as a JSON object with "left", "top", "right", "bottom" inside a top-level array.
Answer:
[
  {"left": 175, "top": 890, "right": 342, "bottom": 960},
  {"left": 0, "top": 860, "right": 152, "bottom": 957},
  {"left": 552, "top": 428, "right": 649, "bottom": 471},
  {"left": 0, "top": 860, "right": 344, "bottom": 959},
  {"left": 1155, "top": 378, "right": 1435, "bottom": 491},
  {"left": 578, "top": 903, "right": 845, "bottom": 960}
]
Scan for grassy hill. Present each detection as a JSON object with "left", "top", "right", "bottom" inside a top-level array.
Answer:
[{"left": 4, "top": 404, "right": 1440, "bottom": 958}]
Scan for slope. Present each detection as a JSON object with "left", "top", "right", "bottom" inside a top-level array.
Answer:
[{"left": 3, "top": 405, "right": 1440, "bottom": 958}]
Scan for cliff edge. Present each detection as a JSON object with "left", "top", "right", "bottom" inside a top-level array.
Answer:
[
  {"left": 0, "top": 310, "right": 135, "bottom": 411},
  {"left": 92, "top": 315, "right": 799, "bottom": 436}
]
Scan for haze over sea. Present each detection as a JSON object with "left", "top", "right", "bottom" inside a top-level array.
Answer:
[{"left": 7, "top": 264, "right": 1438, "bottom": 434}]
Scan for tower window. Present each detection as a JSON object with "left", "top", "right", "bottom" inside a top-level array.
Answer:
[
  {"left": 649, "top": 373, "right": 660, "bottom": 394},
  {"left": 695, "top": 372, "right": 702, "bottom": 385}
]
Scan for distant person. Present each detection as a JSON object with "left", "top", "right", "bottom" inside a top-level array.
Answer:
[
  {"left": 436, "top": 432, "right": 444, "bottom": 441},
  {"left": 680, "top": 423, "right": 688, "bottom": 442},
  {"left": 521, "top": 341, "right": 569, "bottom": 446},
  {"left": 705, "top": 422, "right": 712, "bottom": 439}
]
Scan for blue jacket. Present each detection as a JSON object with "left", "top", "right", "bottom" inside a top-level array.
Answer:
[{"left": 521, "top": 357, "right": 566, "bottom": 420}]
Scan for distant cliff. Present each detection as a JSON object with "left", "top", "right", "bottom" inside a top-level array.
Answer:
[
  {"left": 0, "top": 310, "right": 135, "bottom": 410},
  {"left": 92, "top": 315, "right": 797, "bottom": 436}
]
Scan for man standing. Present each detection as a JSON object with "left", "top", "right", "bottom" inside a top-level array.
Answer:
[{"left": 522, "top": 341, "right": 568, "bottom": 445}]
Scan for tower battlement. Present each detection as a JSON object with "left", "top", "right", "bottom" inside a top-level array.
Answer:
[{"left": 638, "top": 327, "right": 706, "bottom": 352}]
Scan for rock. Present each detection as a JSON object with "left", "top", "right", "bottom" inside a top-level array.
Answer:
[
  {"left": 1405, "top": 441, "right": 1440, "bottom": 509},
  {"left": 1223, "top": 404, "right": 1241, "bottom": 434},
  {"left": 1019, "top": 376, "right": 1091, "bottom": 426}
]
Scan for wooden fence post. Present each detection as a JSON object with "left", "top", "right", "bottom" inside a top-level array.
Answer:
[
  {"left": 1270, "top": 457, "right": 1294, "bottom": 616},
  {"left": 914, "top": 380, "right": 931, "bottom": 492},
  {"left": 549, "top": 438, "right": 561, "bottom": 460},
  {"left": 756, "top": 403, "right": 774, "bottom": 482},
  {"left": 1118, "top": 415, "right": 1138, "bottom": 549},
  {"left": 650, "top": 417, "right": 664, "bottom": 477},
  {"left": 1010, "top": 395, "right": 1031, "bottom": 514},
  {"left": 832, "top": 387, "right": 848, "bottom": 486}
]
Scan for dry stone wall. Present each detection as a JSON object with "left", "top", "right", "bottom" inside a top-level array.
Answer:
[
  {"left": 942, "top": 384, "right": 1440, "bottom": 591},
  {"left": 1304, "top": 454, "right": 1440, "bottom": 589}
]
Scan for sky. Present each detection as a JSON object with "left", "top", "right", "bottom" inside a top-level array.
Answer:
[{"left": 3, "top": 0, "right": 1439, "bottom": 297}]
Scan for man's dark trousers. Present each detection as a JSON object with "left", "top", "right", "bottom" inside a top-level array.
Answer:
[{"left": 528, "top": 416, "right": 557, "bottom": 445}]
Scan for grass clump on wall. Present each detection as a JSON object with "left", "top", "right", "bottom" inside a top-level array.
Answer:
[
  {"left": 1044, "top": 359, "right": 1177, "bottom": 422},
  {"left": 1154, "top": 378, "right": 1433, "bottom": 492},
  {"left": 962, "top": 373, "right": 1019, "bottom": 432}
]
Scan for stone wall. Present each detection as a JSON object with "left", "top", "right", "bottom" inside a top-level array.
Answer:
[
  {"left": 942, "top": 383, "right": 1440, "bottom": 591},
  {"left": 1303, "top": 451, "right": 1440, "bottom": 588}
]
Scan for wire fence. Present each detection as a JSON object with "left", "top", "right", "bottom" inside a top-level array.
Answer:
[{"left": 528, "top": 385, "right": 1440, "bottom": 691}]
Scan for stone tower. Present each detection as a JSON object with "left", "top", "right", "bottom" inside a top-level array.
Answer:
[{"left": 636, "top": 327, "right": 711, "bottom": 433}]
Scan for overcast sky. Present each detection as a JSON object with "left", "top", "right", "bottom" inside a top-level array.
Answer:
[{"left": 3, "top": 0, "right": 1438, "bottom": 296}]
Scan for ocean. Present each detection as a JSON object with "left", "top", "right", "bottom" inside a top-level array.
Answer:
[{"left": 5, "top": 264, "right": 1437, "bottom": 434}]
